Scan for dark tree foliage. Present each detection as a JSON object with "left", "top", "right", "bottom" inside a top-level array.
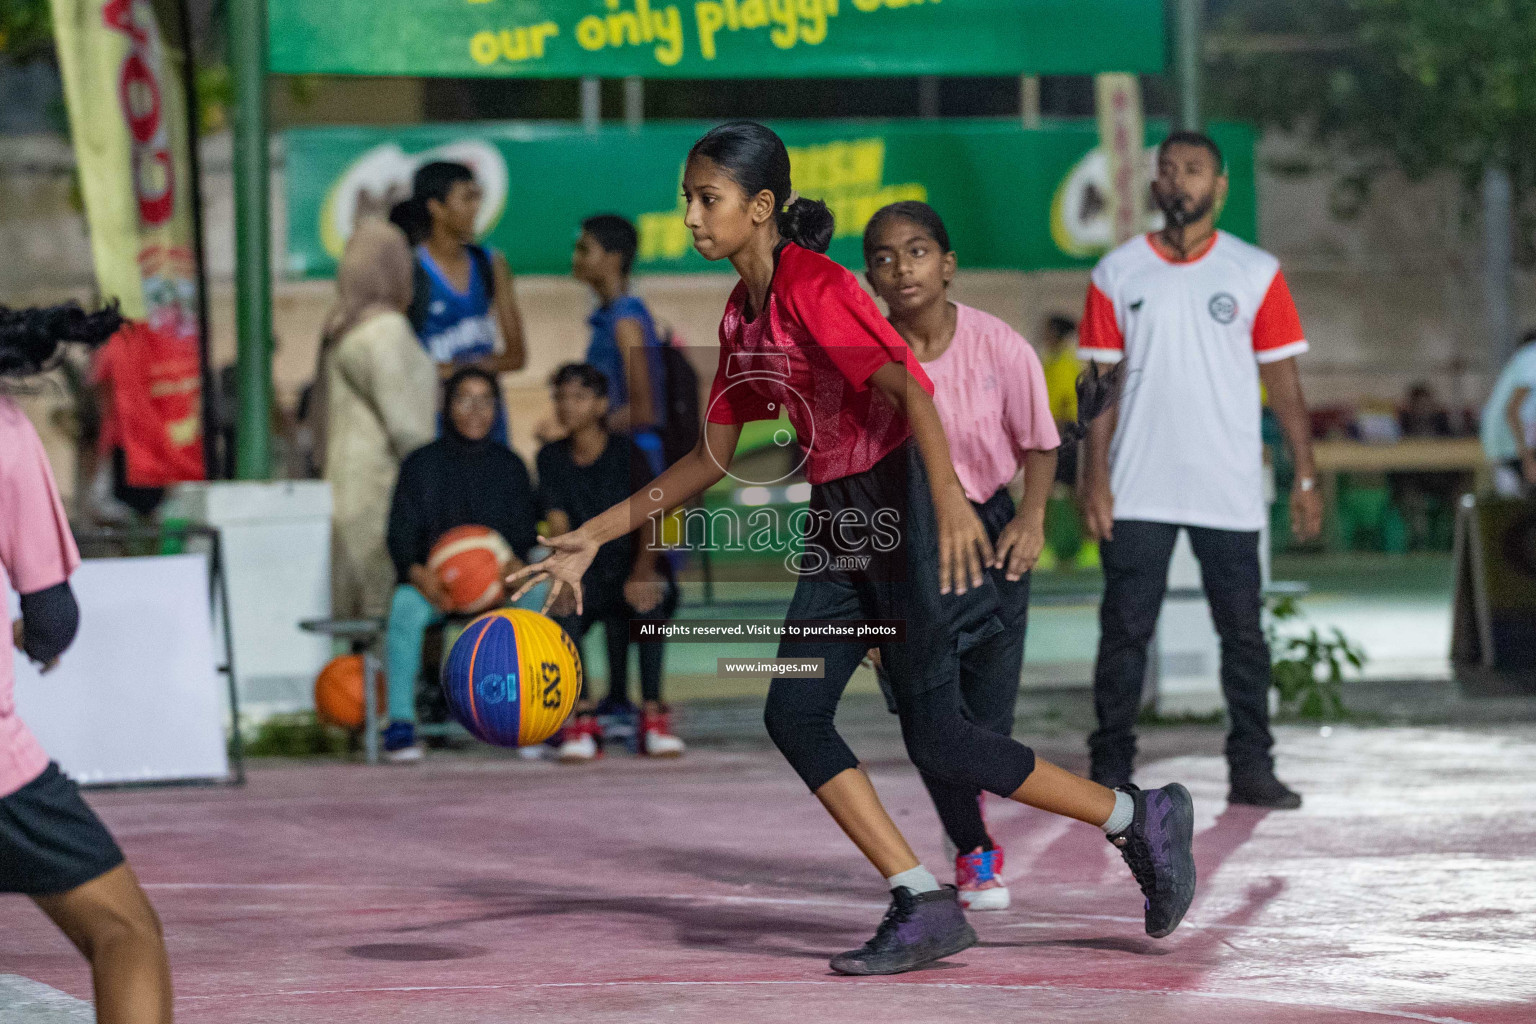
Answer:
[{"left": 1206, "top": 0, "right": 1536, "bottom": 250}]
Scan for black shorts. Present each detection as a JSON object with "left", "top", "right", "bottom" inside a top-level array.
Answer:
[
  {"left": 0, "top": 763, "right": 125, "bottom": 896},
  {"left": 787, "top": 439, "right": 1004, "bottom": 697}
]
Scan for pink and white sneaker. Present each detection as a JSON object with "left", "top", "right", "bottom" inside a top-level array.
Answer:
[{"left": 955, "top": 846, "right": 1010, "bottom": 911}]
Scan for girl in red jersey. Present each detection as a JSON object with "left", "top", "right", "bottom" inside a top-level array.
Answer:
[{"left": 510, "top": 122, "right": 1197, "bottom": 975}]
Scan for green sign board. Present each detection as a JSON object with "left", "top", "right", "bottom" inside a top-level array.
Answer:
[
  {"left": 283, "top": 118, "right": 1256, "bottom": 279},
  {"left": 269, "top": 0, "right": 1165, "bottom": 78}
]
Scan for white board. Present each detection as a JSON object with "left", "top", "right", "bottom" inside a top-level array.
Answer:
[{"left": 12, "top": 555, "right": 230, "bottom": 785}]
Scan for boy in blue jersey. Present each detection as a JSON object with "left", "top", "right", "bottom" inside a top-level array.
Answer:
[
  {"left": 409, "top": 161, "right": 527, "bottom": 373},
  {"left": 569, "top": 214, "right": 669, "bottom": 477}
]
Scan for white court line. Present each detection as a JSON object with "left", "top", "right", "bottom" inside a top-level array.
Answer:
[
  {"left": 140, "top": 883, "right": 1509, "bottom": 946},
  {"left": 0, "top": 975, "right": 92, "bottom": 1023},
  {"left": 172, "top": 978, "right": 1499, "bottom": 1024},
  {"left": 136, "top": 884, "right": 1261, "bottom": 934}
]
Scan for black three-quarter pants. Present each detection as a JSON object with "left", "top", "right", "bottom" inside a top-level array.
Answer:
[
  {"left": 763, "top": 440, "right": 1036, "bottom": 801},
  {"left": 917, "top": 488, "right": 1032, "bottom": 853},
  {"left": 558, "top": 574, "right": 680, "bottom": 705},
  {"left": 1089, "top": 520, "right": 1275, "bottom": 784}
]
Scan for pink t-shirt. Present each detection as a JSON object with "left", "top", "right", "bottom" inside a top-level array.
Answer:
[
  {"left": 2, "top": 396, "right": 80, "bottom": 797},
  {"left": 922, "top": 303, "right": 1061, "bottom": 504}
]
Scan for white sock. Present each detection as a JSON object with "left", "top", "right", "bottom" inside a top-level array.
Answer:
[
  {"left": 1101, "top": 790, "right": 1135, "bottom": 835},
  {"left": 885, "top": 865, "right": 941, "bottom": 894}
]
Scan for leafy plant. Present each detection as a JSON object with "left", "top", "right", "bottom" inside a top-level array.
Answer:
[
  {"left": 1265, "top": 595, "right": 1367, "bottom": 720},
  {"left": 241, "top": 712, "right": 353, "bottom": 757}
]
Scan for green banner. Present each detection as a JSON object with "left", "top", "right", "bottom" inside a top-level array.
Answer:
[
  {"left": 269, "top": 0, "right": 1164, "bottom": 78},
  {"left": 283, "top": 118, "right": 1256, "bottom": 279}
]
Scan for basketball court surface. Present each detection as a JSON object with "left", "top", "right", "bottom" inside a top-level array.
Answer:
[{"left": 3, "top": 706, "right": 1534, "bottom": 1024}]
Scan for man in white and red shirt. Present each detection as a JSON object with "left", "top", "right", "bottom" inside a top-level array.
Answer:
[{"left": 1078, "top": 131, "right": 1323, "bottom": 809}]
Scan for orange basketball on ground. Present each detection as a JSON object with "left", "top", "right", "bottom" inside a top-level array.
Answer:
[
  {"left": 428, "top": 525, "right": 513, "bottom": 613},
  {"left": 314, "top": 655, "right": 385, "bottom": 730}
]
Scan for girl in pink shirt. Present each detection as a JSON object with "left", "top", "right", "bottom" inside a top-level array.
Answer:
[
  {"left": 2, "top": 302, "right": 174, "bottom": 1023},
  {"left": 863, "top": 201, "right": 1061, "bottom": 913}
]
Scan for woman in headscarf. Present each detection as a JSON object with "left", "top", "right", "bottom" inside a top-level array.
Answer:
[
  {"left": 382, "top": 367, "right": 542, "bottom": 761},
  {"left": 318, "top": 219, "right": 439, "bottom": 621}
]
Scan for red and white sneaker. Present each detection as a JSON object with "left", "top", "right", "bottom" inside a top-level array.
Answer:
[
  {"left": 557, "top": 714, "right": 601, "bottom": 763},
  {"left": 641, "top": 705, "right": 685, "bottom": 758},
  {"left": 955, "top": 847, "right": 1010, "bottom": 911}
]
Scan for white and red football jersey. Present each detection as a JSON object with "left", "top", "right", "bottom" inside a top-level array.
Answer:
[{"left": 1079, "top": 231, "right": 1307, "bottom": 531}]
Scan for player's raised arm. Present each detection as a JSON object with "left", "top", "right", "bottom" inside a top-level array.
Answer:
[{"left": 508, "top": 420, "right": 741, "bottom": 615}]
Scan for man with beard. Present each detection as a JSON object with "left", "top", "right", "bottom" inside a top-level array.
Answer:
[{"left": 1077, "top": 131, "right": 1323, "bottom": 809}]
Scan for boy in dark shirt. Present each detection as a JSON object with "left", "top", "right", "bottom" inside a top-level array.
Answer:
[{"left": 537, "top": 363, "right": 682, "bottom": 760}]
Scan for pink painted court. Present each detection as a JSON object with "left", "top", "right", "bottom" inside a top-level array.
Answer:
[{"left": 4, "top": 710, "right": 1533, "bottom": 1023}]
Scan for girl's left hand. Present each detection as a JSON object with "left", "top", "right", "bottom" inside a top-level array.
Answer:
[
  {"left": 935, "top": 489, "right": 995, "bottom": 596},
  {"left": 992, "top": 516, "right": 1046, "bottom": 582}
]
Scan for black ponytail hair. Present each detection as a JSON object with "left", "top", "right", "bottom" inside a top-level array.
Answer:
[
  {"left": 0, "top": 301, "right": 124, "bottom": 378},
  {"left": 862, "top": 200, "right": 952, "bottom": 265},
  {"left": 687, "top": 121, "right": 835, "bottom": 254}
]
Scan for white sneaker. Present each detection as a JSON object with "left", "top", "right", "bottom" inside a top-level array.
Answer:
[
  {"left": 556, "top": 733, "right": 595, "bottom": 764},
  {"left": 958, "top": 883, "right": 1011, "bottom": 911},
  {"left": 384, "top": 744, "right": 424, "bottom": 764},
  {"left": 517, "top": 744, "right": 547, "bottom": 761},
  {"left": 644, "top": 729, "right": 685, "bottom": 757},
  {"left": 641, "top": 706, "right": 685, "bottom": 758}
]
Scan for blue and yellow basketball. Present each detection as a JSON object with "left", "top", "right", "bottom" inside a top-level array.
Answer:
[{"left": 441, "top": 609, "right": 582, "bottom": 747}]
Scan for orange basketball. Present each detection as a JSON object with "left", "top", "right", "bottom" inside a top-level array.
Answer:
[
  {"left": 428, "top": 525, "right": 513, "bottom": 613},
  {"left": 314, "top": 654, "right": 384, "bottom": 730}
]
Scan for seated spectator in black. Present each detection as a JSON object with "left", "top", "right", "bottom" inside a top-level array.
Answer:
[
  {"left": 1400, "top": 382, "right": 1455, "bottom": 438},
  {"left": 1393, "top": 381, "right": 1462, "bottom": 550},
  {"left": 383, "top": 367, "right": 540, "bottom": 763},
  {"left": 537, "top": 362, "right": 682, "bottom": 762}
]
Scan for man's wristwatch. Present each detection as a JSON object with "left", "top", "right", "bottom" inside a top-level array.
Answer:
[{"left": 1297, "top": 476, "right": 1317, "bottom": 493}]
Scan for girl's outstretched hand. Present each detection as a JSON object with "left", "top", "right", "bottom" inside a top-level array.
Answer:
[{"left": 506, "top": 531, "right": 599, "bottom": 617}]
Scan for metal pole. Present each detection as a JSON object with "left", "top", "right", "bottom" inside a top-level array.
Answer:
[
  {"left": 1483, "top": 163, "right": 1515, "bottom": 374},
  {"left": 174, "top": 0, "right": 219, "bottom": 480},
  {"left": 624, "top": 76, "right": 644, "bottom": 132},
  {"left": 230, "top": 0, "right": 271, "bottom": 480},
  {"left": 1174, "top": 0, "right": 1203, "bottom": 131},
  {"left": 581, "top": 76, "right": 602, "bottom": 134},
  {"left": 1020, "top": 75, "right": 1041, "bottom": 130}
]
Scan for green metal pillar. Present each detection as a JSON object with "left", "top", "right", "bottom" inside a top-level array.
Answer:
[
  {"left": 231, "top": 0, "right": 271, "bottom": 480},
  {"left": 1174, "top": 0, "right": 1203, "bottom": 131}
]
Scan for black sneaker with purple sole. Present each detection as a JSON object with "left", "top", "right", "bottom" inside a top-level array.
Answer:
[
  {"left": 1107, "top": 783, "right": 1197, "bottom": 938},
  {"left": 829, "top": 885, "right": 977, "bottom": 976}
]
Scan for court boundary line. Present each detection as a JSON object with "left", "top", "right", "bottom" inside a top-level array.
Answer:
[{"left": 169, "top": 978, "right": 1501, "bottom": 1023}]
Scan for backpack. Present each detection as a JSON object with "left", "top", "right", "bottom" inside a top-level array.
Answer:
[
  {"left": 657, "top": 329, "right": 701, "bottom": 468},
  {"left": 407, "top": 244, "right": 496, "bottom": 336}
]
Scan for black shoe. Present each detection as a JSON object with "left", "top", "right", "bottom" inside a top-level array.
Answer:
[
  {"left": 829, "top": 886, "right": 977, "bottom": 976},
  {"left": 1228, "top": 773, "right": 1302, "bottom": 810},
  {"left": 1107, "top": 784, "right": 1197, "bottom": 939}
]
